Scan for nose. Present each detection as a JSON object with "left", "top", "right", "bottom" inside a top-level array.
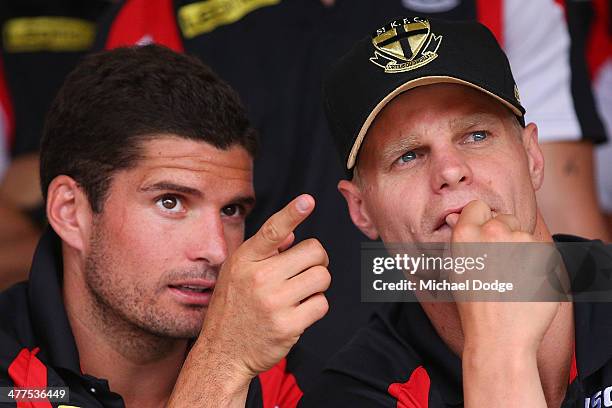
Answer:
[
  {"left": 187, "top": 213, "right": 229, "bottom": 267},
  {"left": 430, "top": 146, "right": 473, "bottom": 193}
]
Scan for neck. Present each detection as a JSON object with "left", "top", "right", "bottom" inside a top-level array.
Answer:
[
  {"left": 420, "top": 210, "right": 574, "bottom": 407},
  {"left": 62, "top": 248, "right": 188, "bottom": 408}
]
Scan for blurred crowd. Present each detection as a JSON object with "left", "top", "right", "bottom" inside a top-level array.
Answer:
[{"left": 0, "top": 0, "right": 610, "bottom": 360}]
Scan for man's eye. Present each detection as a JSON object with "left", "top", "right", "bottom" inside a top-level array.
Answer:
[
  {"left": 397, "top": 151, "right": 417, "bottom": 165},
  {"left": 468, "top": 130, "right": 488, "bottom": 142},
  {"left": 221, "top": 204, "right": 243, "bottom": 217},
  {"left": 156, "top": 195, "right": 185, "bottom": 213}
]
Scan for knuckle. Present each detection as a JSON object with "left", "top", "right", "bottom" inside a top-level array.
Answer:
[
  {"left": 261, "top": 220, "right": 282, "bottom": 243},
  {"left": 305, "top": 239, "right": 328, "bottom": 265},
  {"left": 303, "top": 238, "right": 321, "bottom": 252},
  {"left": 271, "top": 315, "right": 293, "bottom": 339},
  {"left": 311, "top": 294, "right": 329, "bottom": 318},
  {"left": 250, "top": 268, "right": 269, "bottom": 288},
  {"left": 313, "top": 266, "right": 332, "bottom": 290},
  {"left": 452, "top": 224, "right": 475, "bottom": 241},
  {"left": 482, "top": 220, "right": 505, "bottom": 236},
  {"left": 259, "top": 295, "right": 279, "bottom": 313}
]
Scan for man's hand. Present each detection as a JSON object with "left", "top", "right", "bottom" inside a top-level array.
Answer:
[
  {"left": 168, "top": 194, "right": 331, "bottom": 407},
  {"left": 449, "top": 200, "right": 558, "bottom": 408}
]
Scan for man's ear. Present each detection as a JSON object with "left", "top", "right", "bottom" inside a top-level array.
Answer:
[
  {"left": 521, "top": 123, "right": 545, "bottom": 191},
  {"left": 338, "top": 179, "right": 379, "bottom": 240},
  {"left": 46, "top": 175, "right": 93, "bottom": 252}
]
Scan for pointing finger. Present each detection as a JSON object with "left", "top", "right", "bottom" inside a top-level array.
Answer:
[{"left": 243, "top": 194, "right": 314, "bottom": 261}]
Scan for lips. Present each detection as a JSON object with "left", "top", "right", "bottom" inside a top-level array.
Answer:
[
  {"left": 168, "top": 280, "right": 216, "bottom": 306},
  {"left": 433, "top": 206, "right": 467, "bottom": 232},
  {"left": 170, "top": 284, "right": 210, "bottom": 293},
  {"left": 433, "top": 203, "right": 497, "bottom": 232}
]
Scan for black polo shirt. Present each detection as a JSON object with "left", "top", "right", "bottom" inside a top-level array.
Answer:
[
  {"left": 0, "top": 228, "right": 314, "bottom": 407},
  {"left": 299, "top": 235, "right": 612, "bottom": 408}
]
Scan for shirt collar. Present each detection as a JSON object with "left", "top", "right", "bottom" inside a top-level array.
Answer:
[{"left": 27, "top": 227, "right": 81, "bottom": 374}]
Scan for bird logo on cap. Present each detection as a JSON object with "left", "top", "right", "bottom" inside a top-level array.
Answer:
[{"left": 370, "top": 17, "right": 442, "bottom": 73}]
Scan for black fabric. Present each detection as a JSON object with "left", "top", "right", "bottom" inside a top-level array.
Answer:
[
  {"left": 0, "top": 228, "right": 311, "bottom": 407},
  {"left": 300, "top": 235, "right": 612, "bottom": 407},
  {"left": 0, "top": 0, "right": 112, "bottom": 157},
  {"left": 565, "top": 0, "right": 608, "bottom": 144}
]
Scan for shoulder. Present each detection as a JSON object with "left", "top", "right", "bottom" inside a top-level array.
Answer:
[
  {"left": 0, "top": 283, "right": 38, "bottom": 385},
  {"left": 0, "top": 282, "right": 35, "bottom": 350},
  {"left": 300, "top": 304, "right": 428, "bottom": 407}
]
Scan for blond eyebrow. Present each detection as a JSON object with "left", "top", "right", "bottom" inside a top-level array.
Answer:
[
  {"left": 378, "top": 112, "right": 504, "bottom": 162},
  {"left": 379, "top": 132, "right": 422, "bottom": 162},
  {"left": 448, "top": 112, "right": 501, "bottom": 130}
]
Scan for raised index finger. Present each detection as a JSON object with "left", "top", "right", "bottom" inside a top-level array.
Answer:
[{"left": 242, "top": 194, "right": 315, "bottom": 261}]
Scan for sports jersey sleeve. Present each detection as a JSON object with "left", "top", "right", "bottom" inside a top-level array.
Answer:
[
  {"left": 96, "top": 0, "right": 184, "bottom": 52},
  {"left": 503, "top": 0, "right": 583, "bottom": 142},
  {"left": 258, "top": 358, "right": 304, "bottom": 408}
]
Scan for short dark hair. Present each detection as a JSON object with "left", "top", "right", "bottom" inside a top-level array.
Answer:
[{"left": 40, "top": 44, "right": 257, "bottom": 212}]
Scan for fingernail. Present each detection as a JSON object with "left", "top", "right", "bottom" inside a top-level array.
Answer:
[{"left": 296, "top": 196, "right": 311, "bottom": 212}]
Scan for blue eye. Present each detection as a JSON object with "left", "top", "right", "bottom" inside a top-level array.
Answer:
[
  {"left": 470, "top": 131, "right": 488, "bottom": 142},
  {"left": 399, "top": 151, "right": 417, "bottom": 164}
]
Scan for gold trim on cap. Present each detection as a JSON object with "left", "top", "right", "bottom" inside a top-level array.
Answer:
[{"left": 346, "top": 76, "right": 523, "bottom": 169}]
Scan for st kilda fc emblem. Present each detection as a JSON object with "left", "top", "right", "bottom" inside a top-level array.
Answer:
[{"left": 370, "top": 17, "right": 442, "bottom": 73}]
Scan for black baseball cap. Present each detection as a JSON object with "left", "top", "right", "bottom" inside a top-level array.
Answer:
[{"left": 324, "top": 16, "right": 526, "bottom": 172}]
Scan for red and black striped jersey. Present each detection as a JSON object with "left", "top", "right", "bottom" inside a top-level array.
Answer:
[{"left": 0, "top": 229, "right": 312, "bottom": 408}]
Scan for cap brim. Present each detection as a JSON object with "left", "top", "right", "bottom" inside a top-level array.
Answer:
[{"left": 347, "top": 76, "right": 523, "bottom": 169}]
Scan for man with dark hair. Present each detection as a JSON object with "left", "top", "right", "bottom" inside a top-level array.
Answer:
[
  {"left": 301, "top": 16, "right": 612, "bottom": 407},
  {"left": 0, "top": 44, "right": 330, "bottom": 407}
]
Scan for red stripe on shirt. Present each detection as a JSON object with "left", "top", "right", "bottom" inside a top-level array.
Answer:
[
  {"left": 476, "top": 0, "right": 504, "bottom": 46},
  {"left": 8, "top": 347, "right": 52, "bottom": 408},
  {"left": 0, "top": 57, "right": 15, "bottom": 149},
  {"left": 569, "top": 346, "right": 578, "bottom": 384},
  {"left": 388, "top": 365, "right": 430, "bottom": 408},
  {"left": 258, "top": 358, "right": 303, "bottom": 408},
  {"left": 105, "top": 0, "right": 183, "bottom": 52}
]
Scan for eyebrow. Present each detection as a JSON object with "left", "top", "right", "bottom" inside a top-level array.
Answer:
[
  {"left": 379, "top": 112, "right": 502, "bottom": 162},
  {"left": 139, "top": 181, "right": 256, "bottom": 207},
  {"left": 231, "top": 195, "right": 257, "bottom": 209},
  {"left": 139, "top": 182, "right": 203, "bottom": 197},
  {"left": 380, "top": 133, "right": 422, "bottom": 162},
  {"left": 449, "top": 112, "right": 500, "bottom": 129}
]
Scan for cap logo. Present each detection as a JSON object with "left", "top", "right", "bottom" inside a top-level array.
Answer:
[{"left": 370, "top": 17, "right": 442, "bottom": 73}]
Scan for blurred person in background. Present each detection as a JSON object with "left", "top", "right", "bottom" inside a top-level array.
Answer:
[
  {"left": 569, "top": 0, "right": 612, "bottom": 231},
  {"left": 0, "top": 0, "right": 114, "bottom": 288}
]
